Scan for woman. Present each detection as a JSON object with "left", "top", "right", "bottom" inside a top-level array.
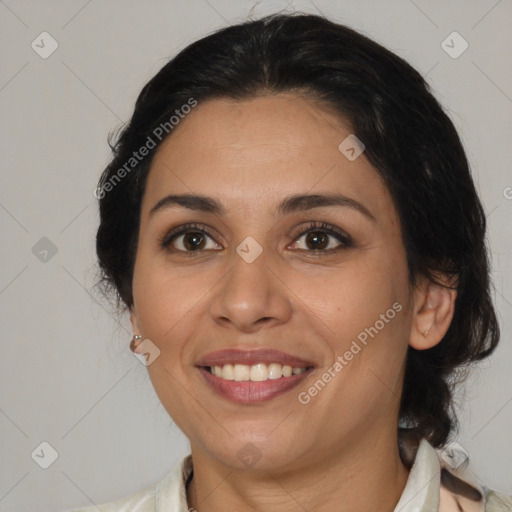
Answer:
[{"left": 72, "top": 12, "right": 511, "bottom": 512}]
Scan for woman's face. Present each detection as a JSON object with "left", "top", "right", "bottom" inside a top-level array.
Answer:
[{"left": 130, "top": 93, "right": 416, "bottom": 471}]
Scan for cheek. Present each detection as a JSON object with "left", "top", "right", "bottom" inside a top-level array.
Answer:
[
  {"left": 131, "top": 256, "right": 212, "bottom": 430},
  {"left": 305, "top": 252, "right": 408, "bottom": 333},
  {"left": 131, "top": 251, "right": 219, "bottom": 352},
  {"left": 299, "top": 246, "right": 411, "bottom": 378}
]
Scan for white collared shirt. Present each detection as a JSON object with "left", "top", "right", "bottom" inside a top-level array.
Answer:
[{"left": 67, "top": 439, "right": 511, "bottom": 512}]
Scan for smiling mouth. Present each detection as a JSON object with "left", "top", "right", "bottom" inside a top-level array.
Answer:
[
  {"left": 197, "top": 364, "right": 315, "bottom": 403},
  {"left": 203, "top": 362, "right": 315, "bottom": 381}
]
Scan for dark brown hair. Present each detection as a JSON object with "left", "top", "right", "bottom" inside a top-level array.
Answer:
[{"left": 95, "top": 12, "right": 499, "bottom": 447}]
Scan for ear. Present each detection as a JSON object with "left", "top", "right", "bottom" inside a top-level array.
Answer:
[{"left": 409, "top": 275, "right": 457, "bottom": 350}]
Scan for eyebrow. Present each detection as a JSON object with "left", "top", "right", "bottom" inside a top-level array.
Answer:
[{"left": 149, "top": 193, "right": 376, "bottom": 221}]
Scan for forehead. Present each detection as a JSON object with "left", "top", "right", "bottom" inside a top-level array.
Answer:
[{"left": 142, "top": 94, "right": 392, "bottom": 219}]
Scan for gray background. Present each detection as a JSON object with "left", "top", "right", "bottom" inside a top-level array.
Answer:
[{"left": 0, "top": 1, "right": 511, "bottom": 510}]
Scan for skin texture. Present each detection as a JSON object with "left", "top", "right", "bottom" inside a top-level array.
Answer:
[{"left": 129, "top": 93, "right": 457, "bottom": 512}]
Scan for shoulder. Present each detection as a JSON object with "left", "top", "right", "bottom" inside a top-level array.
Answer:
[
  {"left": 436, "top": 444, "right": 512, "bottom": 512},
  {"left": 66, "top": 480, "right": 158, "bottom": 512},
  {"left": 398, "top": 429, "right": 511, "bottom": 512},
  {"left": 64, "top": 453, "right": 193, "bottom": 512}
]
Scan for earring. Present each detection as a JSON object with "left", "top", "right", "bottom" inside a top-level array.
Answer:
[
  {"left": 130, "top": 334, "right": 143, "bottom": 352},
  {"left": 422, "top": 329, "right": 429, "bottom": 337}
]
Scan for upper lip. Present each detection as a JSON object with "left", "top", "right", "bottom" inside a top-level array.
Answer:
[{"left": 195, "top": 349, "right": 315, "bottom": 368}]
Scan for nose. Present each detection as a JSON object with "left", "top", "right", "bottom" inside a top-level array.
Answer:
[{"left": 209, "top": 248, "right": 292, "bottom": 334}]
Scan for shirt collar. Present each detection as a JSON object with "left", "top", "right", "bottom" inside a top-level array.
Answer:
[
  {"left": 155, "top": 451, "right": 193, "bottom": 512},
  {"left": 393, "top": 438, "right": 440, "bottom": 512}
]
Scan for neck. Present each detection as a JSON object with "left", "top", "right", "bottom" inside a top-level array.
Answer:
[{"left": 187, "top": 429, "right": 410, "bottom": 512}]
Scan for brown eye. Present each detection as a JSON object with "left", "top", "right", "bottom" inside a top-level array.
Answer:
[
  {"left": 303, "top": 231, "right": 330, "bottom": 250},
  {"left": 159, "top": 223, "right": 222, "bottom": 254},
  {"left": 180, "top": 232, "right": 207, "bottom": 251},
  {"left": 291, "top": 222, "right": 352, "bottom": 252}
]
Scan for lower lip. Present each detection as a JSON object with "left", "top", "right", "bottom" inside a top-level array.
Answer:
[{"left": 197, "top": 366, "right": 313, "bottom": 403}]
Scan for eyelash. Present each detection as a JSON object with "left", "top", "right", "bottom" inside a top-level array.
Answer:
[{"left": 158, "top": 221, "right": 353, "bottom": 256}]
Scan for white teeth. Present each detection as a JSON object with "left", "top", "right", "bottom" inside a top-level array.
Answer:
[
  {"left": 250, "top": 363, "right": 268, "bottom": 382},
  {"left": 268, "top": 363, "right": 283, "bottom": 380},
  {"left": 233, "top": 364, "right": 250, "bottom": 381},
  {"left": 209, "top": 363, "right": 308, "bottom": 381},
  {"left": 213, "top": 365, "right": 224, "bottom": 378}
]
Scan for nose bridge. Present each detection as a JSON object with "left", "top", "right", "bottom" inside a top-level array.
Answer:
[
  {"left": 210, "top": 238, "right": 289, "bottom": 330},
  {"left": 226, "top": 240, "right": 271, "bottom": 308}
]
